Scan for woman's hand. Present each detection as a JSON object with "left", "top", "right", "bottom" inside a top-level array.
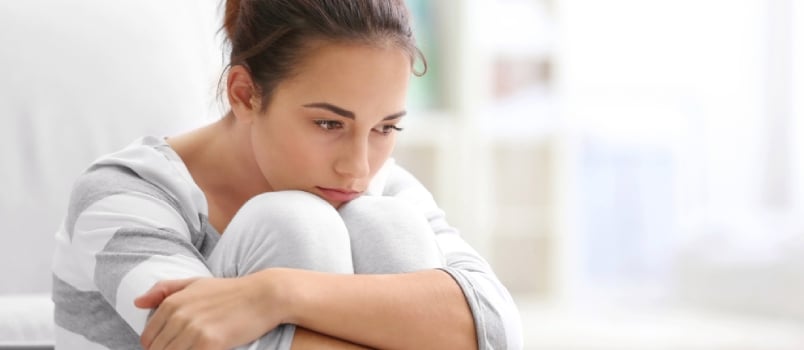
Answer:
[
  {"left": 135, "top": 274, "right": 288, "bottom": 350},
  {"left": 134, "top": 278, "right": 199, "bottom": 309}
]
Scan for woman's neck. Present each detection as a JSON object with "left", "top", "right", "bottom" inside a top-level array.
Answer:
[{"left": 168, "top": 113, "right": 273, "bottom": 218}]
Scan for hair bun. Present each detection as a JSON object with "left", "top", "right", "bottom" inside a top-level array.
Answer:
[{"left": 223, "top": 0, "right": 241, "bottom": 41}]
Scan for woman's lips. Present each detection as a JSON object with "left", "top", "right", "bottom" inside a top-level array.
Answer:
[{"left": 316, "top": 187, "right": 362, "bottom": 203}]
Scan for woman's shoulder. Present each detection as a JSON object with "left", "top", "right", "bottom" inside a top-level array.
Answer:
[
  {"left": 73, "top": 137, "right": 183, "bottom": 195},
  {"left": 374, "top": 159, "right": 423, "bottom": 194},
  {"left": 374, "top": 159, "right": 439, "bottom": 207},
  {"left": 67, "top": 136, "right": 207, "bottom": 226}
]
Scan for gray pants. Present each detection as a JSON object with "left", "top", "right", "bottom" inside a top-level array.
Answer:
[{"left": 206, "top": 191, "right": 444, "bottom": 349}]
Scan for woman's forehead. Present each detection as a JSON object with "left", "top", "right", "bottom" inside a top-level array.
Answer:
[{"left": 273, "top": 43, "right": 411, "bottom": 113}]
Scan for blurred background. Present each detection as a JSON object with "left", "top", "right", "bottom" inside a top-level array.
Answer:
[
  {"left": 395, "top": 0, "right": 804, "bottom": 348},
  {"left": 1, "top": 0, "right": 803, "bottom": 348}
]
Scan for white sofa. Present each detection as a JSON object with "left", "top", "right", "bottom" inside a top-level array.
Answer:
[{"left": 0, "top": 1, "right": 224, "bottom": 346}]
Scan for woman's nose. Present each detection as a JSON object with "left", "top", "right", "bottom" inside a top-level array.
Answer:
[{"left": 334, "top": 138, "right": 370, "bottom": 179}]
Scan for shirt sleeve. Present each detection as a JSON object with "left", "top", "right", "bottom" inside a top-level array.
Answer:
[
  {"left": 382, "top": 163, "right": 524, "bottom": 350},
  {"left": 56, "top": 165, "right": 214, "bottom": 336},
  {"left": 59, "top": 165, "right": 298, "bottom": 350}
]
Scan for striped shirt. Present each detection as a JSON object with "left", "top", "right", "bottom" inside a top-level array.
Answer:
[{"left": 52, "top": 136, "right": 522, "bottom": 349}]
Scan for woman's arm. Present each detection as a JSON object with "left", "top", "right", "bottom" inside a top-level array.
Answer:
[
  {"left": 137, "top": 268, "right": 476, "bottom": 350},
  {"left": 255, "top": 268, "right": 477, "bottom": 350},
  {"left": 135, "top": 278, "right": 372, "bottom": 350},
  {"left": 379, "top": 162, "right": 524, "bottom": 349},
  {"left": 137, "top": 268, "right": 474, "bottom": 349},
  {"left": 58, "top": 164, "right": 216, "bottom": 337},
  {"left": 138, "top": 231, "right": 509, "bottom": 350}
]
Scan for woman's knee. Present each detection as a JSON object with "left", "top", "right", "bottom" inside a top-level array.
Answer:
[
  {"left": 212, "top": 191, "right": 353, "bottom": 275},
  {"left": 339, "top": 196, "right": 426, "bottom": 229},
  {"left": 339, "top": 196, "right": 444, "bottom": 273},
  {"left": 237, "top": 190, "right": 336, "bottom": 224}
]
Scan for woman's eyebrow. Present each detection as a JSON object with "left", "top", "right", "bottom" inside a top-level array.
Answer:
[
  {"left": 303, "top": 102, "right": 355, "bottom": 119},
  {"left": 383, "top": 111, "right": 407, "bottom": 121},
  {"left": 303, "top": 102, "right": 406, "bottom": 121}
]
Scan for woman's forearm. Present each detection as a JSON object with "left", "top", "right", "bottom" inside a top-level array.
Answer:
[{"left": 260, "top": 268, "right": 477, "bottom": 350}]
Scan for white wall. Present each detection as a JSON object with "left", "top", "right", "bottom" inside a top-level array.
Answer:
[{"left": 0, "top": 1, "right": 224, "bottom": 293}]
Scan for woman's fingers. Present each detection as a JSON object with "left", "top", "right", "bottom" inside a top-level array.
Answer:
[
  {"left": 164, "top": 320, "right": 226, "bottom": 350},
  {"left": 135, "top": 278, "right": 200, "bottom": 309},
  {"left": 142, "top": 297, "right": 200, "bottom": 350},
  {"left": 140, "top": 277, "right": 277, "bottom": 350},
  {"left": 140, "top": 281, "right": 198, "bottom": 350},
  {"left": 140, "top": 300, "right": 171, "bottom": 349}
]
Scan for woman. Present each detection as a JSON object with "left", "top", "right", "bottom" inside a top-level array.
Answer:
[{"left": 52, "top": 0, "right": 522, "bottom": 349}]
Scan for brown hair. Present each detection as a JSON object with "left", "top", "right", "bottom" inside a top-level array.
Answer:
[{"left": 222, "top": 0, "right": 426, "bottom": 111}]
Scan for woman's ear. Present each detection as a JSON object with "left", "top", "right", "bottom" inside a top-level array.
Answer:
[{"left": 227, "top": 65, "right": 261, "bottom": 123}]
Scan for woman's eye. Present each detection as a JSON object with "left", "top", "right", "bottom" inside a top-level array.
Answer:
[
  {"left": 314, "top": 120, "right": 343, "bottom": 130},
  {"left": 376, "top": 125, "right": 404, "bottom": 135}
]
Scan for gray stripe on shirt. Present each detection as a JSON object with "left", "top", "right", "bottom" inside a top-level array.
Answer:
[
  {"left": 53, "top": 274, "right": 140, "bottom": 349},
  {"left": 441, "top": 262, "right": 508, "bottom": 350},
  {"left": 196, "top": 213, "right": 220, "bottom": 258},
  {"left": 94, "top": 226, "right": 209, "bottom": 307},
  {"left": 65, "top": 165, "right": 187, "bottom": 241},
  {"left": 67, "top": 164, "right": 220, "bottom": 307}
]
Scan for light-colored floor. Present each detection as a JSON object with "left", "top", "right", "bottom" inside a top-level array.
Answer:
[{"left": 514, "top": 295, "right": 804, "bottom": 350}]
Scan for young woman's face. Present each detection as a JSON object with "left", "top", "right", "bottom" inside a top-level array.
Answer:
[{"left": 250, "top": 43, "right": 411, "bottom": 207}]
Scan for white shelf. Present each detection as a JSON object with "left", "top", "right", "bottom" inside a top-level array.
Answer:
[{"left": 397, "top": 0, "right": 560, "bottom": 295}]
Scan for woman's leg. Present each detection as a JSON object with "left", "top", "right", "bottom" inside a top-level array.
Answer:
[
  {"left": 208, "top": 190, "right": 354, "bottom": 277},
  {"left": 338, "top": 196, "right": 444, "bottom": 274},
  {"left": 206, "top": 191, "right": 355, "bottom": 350}
]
